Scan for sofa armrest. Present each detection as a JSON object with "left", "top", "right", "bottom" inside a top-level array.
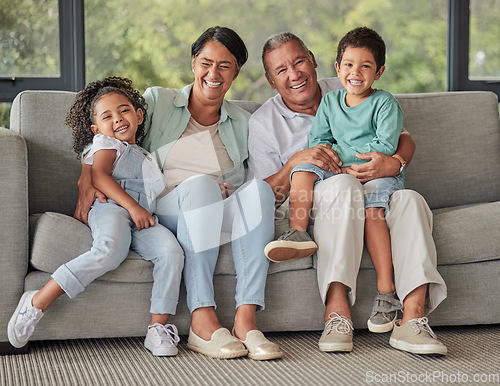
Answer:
[{"left": 0, "top": 128, "right": 29, "bottom": 345}]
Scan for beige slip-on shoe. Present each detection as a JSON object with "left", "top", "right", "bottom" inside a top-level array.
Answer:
[
  {"left": 389, "top": 317, "right": 447, "bottom": 355},
  {"left": 236, "top": 330, "right": 283, "bottom": 360},
  {"left": 187, "top": 327, "right": 248, "bottom": 359}
]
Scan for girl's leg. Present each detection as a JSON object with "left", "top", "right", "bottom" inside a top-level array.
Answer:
[
  {"left": 131, "top": 222, "right": 184, "bottom": 323},
  {"left": 32, "top": 279, "right": 65, "bottom": 312},
  {"left": 222, "top": 179, "right": 275, "bottom": 339},
  {"left": 364, "top": 207, "right": 395, "bottom": 293},
  {"left": 51, "top": 201, "right": 132, "bottom": 298},
  {"left": 155, "top": 175, "right": 224, "bottom": 341},
  {"left": 289, "top": 171, "right": 318, "bottom": 232}
]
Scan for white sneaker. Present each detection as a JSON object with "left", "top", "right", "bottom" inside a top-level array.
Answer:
[
  {"left": 144, "top": 323, "right": 180, "bottom": 356},
  {"left": 8, "top": 291, "right": 44, "bottom": 348}
]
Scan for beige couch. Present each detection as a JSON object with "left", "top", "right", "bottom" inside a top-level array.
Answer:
[{"left": 1, "top": 90, "right": 499, "bottom": 355}]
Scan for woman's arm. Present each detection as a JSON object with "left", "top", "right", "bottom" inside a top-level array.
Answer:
[
  {"left": 346, "top": 129, "right": 415, "bottom": 183},
  {"left": 74, "top": 162, "right": 107, "bottom": 225},
  {"left": 92, "top": 149, "right": 156, "bottom": 230}
]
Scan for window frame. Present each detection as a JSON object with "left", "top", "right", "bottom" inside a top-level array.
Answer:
[
  {"left": 1, "top": 0, "right": 498, "bottom": 101},
  {"left": 447, "top": 0, "right": 500, "bottom": 98},
  {"left": 0, "top": 0, "right": 85, "bottom": 102}
]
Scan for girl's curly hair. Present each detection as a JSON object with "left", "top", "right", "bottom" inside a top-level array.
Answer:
[{"left": 65, "top": 76, "right": 147, "bottom": 158}]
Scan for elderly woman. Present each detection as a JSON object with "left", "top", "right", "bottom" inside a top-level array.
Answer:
[{"left": 75, "top": 26, "right": 281, "bottom": 360}]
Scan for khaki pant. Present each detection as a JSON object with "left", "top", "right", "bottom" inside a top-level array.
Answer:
[{"left": 278, "top": 174, "right": 447, "bottom": 315}]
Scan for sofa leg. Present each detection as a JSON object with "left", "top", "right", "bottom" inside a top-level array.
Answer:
[{"left": 0, "top": 342, "right": 29, "bottom": 355}]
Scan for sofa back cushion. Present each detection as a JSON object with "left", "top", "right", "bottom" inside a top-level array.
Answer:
[
  {"left": 10, "top": 90, "right": 80, "bottom": 216},
  {"left": 395, "top": 91, "right": 500, "bottom": 209}
]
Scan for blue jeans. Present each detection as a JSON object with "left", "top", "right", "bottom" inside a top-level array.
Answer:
[
  {"left": 291, "top": 163, "right": 404, "bottom": 212},
  {"left": 156, "top": 175, "right": 275, "bottom": 313},
  {"left": 52, "top": 199, "right": 184, "bottom": 315}
]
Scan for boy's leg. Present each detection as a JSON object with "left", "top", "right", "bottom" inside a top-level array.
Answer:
[
  {"left": 364, "top": 207, "right": 394, "bottom": 293},
  {"left": 363, "top": 177, "right": 405, "bottom": 333},
  {"left": 264, "top": 165, "right": 324, "bottom": 262},
  {"left": 289, "top": 171, "right": 318, "bottom": 231}
]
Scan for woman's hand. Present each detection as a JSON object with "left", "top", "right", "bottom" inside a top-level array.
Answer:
[
  {"left": 215, "top": 179, "right": 236, "bottom": 198},
  {"left": 74, "top": 164, "right": 107, "bottom": 225},
  {"left": 129, "top": 205, "right": 156, "bottom": 230},
  {"left": 345, "top": 152, "right": 401, "bottom": 183}
]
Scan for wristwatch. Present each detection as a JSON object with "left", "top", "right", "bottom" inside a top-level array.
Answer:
[{"left": 392, "top": 154, "right": 406, "bottom": 174}]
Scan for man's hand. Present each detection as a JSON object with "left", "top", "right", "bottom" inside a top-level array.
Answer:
[
  {"left": 345, "top": 152, "right": 401, "bottom": 183},
  {"left": 289, "top": 144, "right": 342, "bottom": 174}
]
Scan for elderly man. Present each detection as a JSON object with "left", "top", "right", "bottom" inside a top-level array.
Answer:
[{"left": 248, "top": 32, "right": 447, "bottom": 355}]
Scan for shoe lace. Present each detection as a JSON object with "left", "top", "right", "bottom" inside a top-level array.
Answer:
[
  {"left": 410, "top": 317, "right": 437, "bottom": 339},
  {"left": 150, "top": 323, "right": 180, "bottom": 345},
  {"left": 325, "top": 312, "right": 353, "bottom": 335},
  {"left": 17, "top": 306, "right": 42, "bottom": 336}
]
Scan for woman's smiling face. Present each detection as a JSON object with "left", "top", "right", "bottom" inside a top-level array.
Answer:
[{"left": 191, "top": 40, "right": 240, "bottom": 106}]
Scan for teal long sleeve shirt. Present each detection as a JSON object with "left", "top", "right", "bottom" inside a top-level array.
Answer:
[
  {"left": 309, "top": 89, "right": 403, "bottom": 168},
  {"left": 142, "top": 84, "right": 250, "bottom": 188}
]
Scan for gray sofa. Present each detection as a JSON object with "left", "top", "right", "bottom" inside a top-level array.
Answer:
[{"left": 1, "top": 90, "right": 499, "bottom": 355}]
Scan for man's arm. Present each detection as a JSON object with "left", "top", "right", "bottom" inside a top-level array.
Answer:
[{"left": 346, "top": 129, "right": 416, "bottom": 183}]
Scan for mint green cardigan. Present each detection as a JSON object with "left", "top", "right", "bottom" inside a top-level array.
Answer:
[{"left": 142, "top": 84, "right": 250, "bottom": 187}]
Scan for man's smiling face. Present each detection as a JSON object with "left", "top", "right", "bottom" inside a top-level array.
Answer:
[{"left": 264, "top": 40, "right": 320, "bottom": 113}]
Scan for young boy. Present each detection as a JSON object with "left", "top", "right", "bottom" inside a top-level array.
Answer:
[{"left": 264, "top": 27, "right": 404, "bottom": 333}]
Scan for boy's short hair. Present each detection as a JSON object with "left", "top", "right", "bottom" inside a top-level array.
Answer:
[{"left": 336, "top": 27, "right": 386, "bottom": 71}]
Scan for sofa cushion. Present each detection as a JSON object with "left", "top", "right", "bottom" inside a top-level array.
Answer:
[
  {"left": 30, "top": 212, "right": 313, "bottom": 283},
  {"left": 395, "top": 92, "right": 500, "bottom": 210},
  {"left": 431, "top": 201, "right": 500, "bottom": 266}
]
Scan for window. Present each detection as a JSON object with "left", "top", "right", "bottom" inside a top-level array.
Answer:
[
  {"left": 0, "top": 0, "right": 84, "bottom": 103},
  {"left": 448, "top": 0, "right": 500, "bottom": 97}
]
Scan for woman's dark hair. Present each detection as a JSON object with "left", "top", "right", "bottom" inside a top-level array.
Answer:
[
  {"left": 191, "top": 26, "right": 248, "bottom": 68},
  {"left": 336, "top": 27, "right": 386, "bottom": 72},
  {"left": 65, "top": 76, "right": 147, "bottom": 158}
]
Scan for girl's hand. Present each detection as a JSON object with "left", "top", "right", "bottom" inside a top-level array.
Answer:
[{"left": 129, "top": 205, "right": 156, "bottom": 230}]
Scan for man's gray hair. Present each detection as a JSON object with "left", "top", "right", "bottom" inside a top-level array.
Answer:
[{"left": 262, "top": 32, "right": 311, "bottom": 76}]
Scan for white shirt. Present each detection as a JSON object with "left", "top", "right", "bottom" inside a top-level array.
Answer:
[{"left": 247, "top": 78, "right": 343, "bottom": 180}]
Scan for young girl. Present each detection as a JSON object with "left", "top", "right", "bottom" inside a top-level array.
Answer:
[{"left": 8, "top": 77, "right": 184, "bottom": 356}]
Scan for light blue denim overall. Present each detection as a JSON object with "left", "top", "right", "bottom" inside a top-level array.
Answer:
[{"left": 52, "top": 142, "right": 184, "bottom": 315}]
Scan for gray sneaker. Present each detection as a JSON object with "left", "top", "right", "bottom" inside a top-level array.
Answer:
[
  {"left": 318, "top": 312, "right": 353, "bottom": 352},
  {"left": 367, "top": 291, "right": 402, "bottom": 333},
  {"left": 264, "top": 228, "right": 318, "bottom": 262},
  {"left": 8, "top": 291, "right": 43, "bottom": 348},
  {"left": 390, "top": 317, "right": 447, "bottom": 355}
]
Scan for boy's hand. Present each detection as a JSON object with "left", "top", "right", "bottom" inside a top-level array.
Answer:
[{"left": 129, "top": 205, "right": 156, "bottom": 230}]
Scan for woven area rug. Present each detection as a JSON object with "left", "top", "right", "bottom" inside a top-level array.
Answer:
[{"left": 2, "top": 325, "right": 499, "bottom": 385}]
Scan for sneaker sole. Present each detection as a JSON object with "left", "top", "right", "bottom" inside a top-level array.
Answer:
[
  {"left": 7, "top": 291, "right": 36, "bottom": 348},
  {"left": 144, "top": 340, "right": 178, "bottom": 356},
  {"left": 264, "top": 241, "right": 318, "bottom": 262},
  {"left": 318, "top": 341, "right": 353, "bottom": 353},
  {"left": 389, "top": 337, "right": 448, "bottom": 355},
  {"left": 367, "top": 315, "right": 396, "bottom": 333}
]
